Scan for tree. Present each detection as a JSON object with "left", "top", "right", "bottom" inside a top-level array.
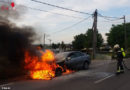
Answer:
[
  {"left": 72, "top": 29, "right": 103, "bottom": 50},
  {"left": 52, "top": 43, "right": 57, "bottom": 49},
  {"left": 61, "top": 41, "right": 66, "bottom": 50},
  {"left": 72, "top": 34, "right": 87, "bottom": 50},
  {"left": 85, "top": 29, "right": 103, "bottom": 48},
  {"left": 51, "top": 43, "right": 61, "bottom": 49},
  {"left": 97, "top": 33, "right": 104, "bottom": 48},
  {"left": 107, "top": 23, "right": 130, "bottom": 48},
  {"left": 85, "top": 29, "right": 93, "bottom": 48}
]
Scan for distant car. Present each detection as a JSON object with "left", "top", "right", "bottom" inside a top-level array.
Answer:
[{"left": 55, "top": 51, "right": 91, "bottom": 76}]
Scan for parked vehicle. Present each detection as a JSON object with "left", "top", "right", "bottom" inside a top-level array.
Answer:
[{"left": 55, "top": 51, "right": 91, "bottom": 76}]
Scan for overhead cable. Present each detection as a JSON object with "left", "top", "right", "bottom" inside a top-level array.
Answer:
[
  {"left": 26, "top": 6, "right": 86, "bottom": 19},
  {"left": 31, "top": 0, "right": 92, "bottom": 15},
  {"left": 52, "top": 16, "right": 91, "bottom": 34},
  {"left": 98, "top": 13, "right": 123, "bottom": 19}
]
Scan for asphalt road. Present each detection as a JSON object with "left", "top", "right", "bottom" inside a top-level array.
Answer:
[{"left": 1, "top": 59, "right": 130, "bottom": 90}]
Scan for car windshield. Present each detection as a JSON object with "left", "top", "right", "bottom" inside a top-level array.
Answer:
[{"left": 55, "top": 52, "right": 70, "bottom": 61}]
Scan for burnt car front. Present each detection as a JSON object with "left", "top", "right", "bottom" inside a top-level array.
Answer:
[{"left": 55, "top": 52, "right": 70, "bottom": 76}]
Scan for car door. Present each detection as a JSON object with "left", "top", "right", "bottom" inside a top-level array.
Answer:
[
  {"left": 74, "top": 52, "right": 86, "bottom": 68},
  {"left": 65, "top": 53, "right": 79, "bottom": 69}
]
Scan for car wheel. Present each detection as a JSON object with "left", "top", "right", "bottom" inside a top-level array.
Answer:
[
  {"left": 83, "top": 62, "right": 89, "bottom": 70},
  {"left": 55, "top": 67, "right": 62, "bottom": 77}
]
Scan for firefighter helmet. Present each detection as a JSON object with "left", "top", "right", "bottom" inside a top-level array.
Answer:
[{"left": 114, "top": 44, "right": 120, "bottom": 49}]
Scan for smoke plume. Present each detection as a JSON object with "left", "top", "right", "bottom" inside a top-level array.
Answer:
[{"left": 0, "top": 2, "right": 36, "bottom": 78}]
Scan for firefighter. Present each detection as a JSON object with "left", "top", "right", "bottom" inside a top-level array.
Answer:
[{"left": 113, "top": 44, "right": 125, "bottom": 74}]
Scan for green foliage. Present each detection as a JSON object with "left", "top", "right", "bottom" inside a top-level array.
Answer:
[
  {"left": 61, "top": 41, "right": 66, "bottom": 49},
  {"left": 97, "top": 33, "right": 104, "bottom": 48},
  {"left": 72, "top": 34, "right": 87, "bottom": 50},
  {"left": 107, "top": 23, "right": 130, "bottom": 48},
  {"left": 52, "top": 43, "right": 58, "bottom": 49},
  {"left": 72, "top": 29, "right": 103, "bottom": 50},
  {"left": 52, "top": 43, "right": 61, "bottom": 49},
  {"left": 52, "top": 41, "right": 66, "bottom": 49},
  {"left": 85, "top": 29, "right": 103, "bottom": 48},
  {"left": 85, "top": 29, "right": 93, "bottom": 48}
]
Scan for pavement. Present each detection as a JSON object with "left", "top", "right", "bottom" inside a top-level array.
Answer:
[{"left": 0, "top": 59, "right": 130, "bottom": 90}]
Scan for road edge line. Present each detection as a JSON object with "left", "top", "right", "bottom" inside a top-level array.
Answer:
[{"left": 94, "top": 74, "right": 115, "bottom": 84}]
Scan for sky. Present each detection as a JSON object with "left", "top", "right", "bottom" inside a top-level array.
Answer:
[{"left": 4, "top": 0, "right": 130, "bottom": 44}]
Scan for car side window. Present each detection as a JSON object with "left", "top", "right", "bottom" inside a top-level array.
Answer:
[
  {"left": 68, "top": 53, "right": 77, "bottom": 60},
  {"left": 75, "top": 52, "right": 84, "bottom": 57}
]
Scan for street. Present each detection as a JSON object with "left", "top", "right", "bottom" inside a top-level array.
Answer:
[{"left": 1, "top": 59, "right": 130, "bottom": 90}]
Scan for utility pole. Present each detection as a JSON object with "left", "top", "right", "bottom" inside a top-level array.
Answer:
[
  {"left": 43, "top": 33, "right": 50, "bottom": 49},
  {"left": 92, "top": 9, "right": 98, "bottom": 59},
  {"left": 123, "top": 15, "right": 127, "bottom": 51},
  {"left": 48, "top": 39, "right": 52, "bottom": 48},
  {"left": 43, "top": 33, "right": 45, "bottom": 49}
]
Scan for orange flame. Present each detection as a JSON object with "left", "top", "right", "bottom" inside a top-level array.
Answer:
[{"left": 24, "top": 49, "right": 73, "bottom": 80}]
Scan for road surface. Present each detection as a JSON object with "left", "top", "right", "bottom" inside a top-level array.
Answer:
[{"left": 1, "top": 59, "right": 130, "bottom": 90}]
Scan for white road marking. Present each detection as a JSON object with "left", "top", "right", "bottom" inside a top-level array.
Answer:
[
  {"left": 94, "top": 74, "right": 115, "bottom": 84},
  {"left": 0, "top": 82, "right": 14, "bottom": 87}
]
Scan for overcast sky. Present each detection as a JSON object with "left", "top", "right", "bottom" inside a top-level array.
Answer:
[{"left": 10, "top": 0, "right": 130, "bottom": 44}]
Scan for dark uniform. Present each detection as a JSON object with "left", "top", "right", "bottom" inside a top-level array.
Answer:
[{"left": 116, "top": 48, "right": 124, "bottom": 74}]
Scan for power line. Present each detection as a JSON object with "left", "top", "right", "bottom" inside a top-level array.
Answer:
[
  {"left": 98, "top": 13, "right": 124, "bottom": 22},
  {"left": 0, "top": 1, "right": 85, "bottom": 19},
  {"left": 100, "top": 17, "right": 122, "bottom": 21},
  {"left": 100, "top": 20, "right": 123, "bottom": 23},
  {"left": 99, "top": 16, "right": 122, "bottom": 21},
  {"left": 98, "top": 13, "right": 122, "bottom": 19},
  {"left": 51, "top": 16, "right": 91, "bottom": 34},
  {"left": 31, "top": 0, "right": 92, "bottom": 15},
  {"left": 26, "top": 6, "right": 86, "bottom": 19}
]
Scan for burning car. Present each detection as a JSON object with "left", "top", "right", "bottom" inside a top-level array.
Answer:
[
  {"left": 24, "top": 49, "right": 90, "bottom": 80},
  {"left": 24, "top": 49, "right": 73, "bottom": 80},
  {"left": 55, "top": 51, "right": 91, "bottom": 76}
]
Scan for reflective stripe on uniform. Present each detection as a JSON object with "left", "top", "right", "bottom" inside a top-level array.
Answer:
[
  {"left": 117, "top": 67, "right": 121, "bottom": 72},
  {"left": 121, "top": 48, "right": 126, "bottom": 57},
  {"left": 122, "top": 52, "right": 126, "bottom": 57}
]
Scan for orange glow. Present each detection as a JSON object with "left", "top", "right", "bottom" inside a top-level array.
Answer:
[
  {"left": 24, "top": 49, "right": 73, "bottom": 80},
  {"left": 63, "top": 69, "right": 74, "bottom": 75},
  {"left": 30, "top": 70, "right": 55, "bottom": 80},
  {"left": 62, "top": 65, "right": 74, "bottom": 75}
]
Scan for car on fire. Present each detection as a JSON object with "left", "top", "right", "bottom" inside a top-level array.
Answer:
[{"left": 55, "top": 51, "right": 91, "bottom": 76}]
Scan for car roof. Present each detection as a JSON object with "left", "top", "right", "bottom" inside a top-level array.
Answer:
[
  {"left": 66, "top": 51, "right": 82, "bottom": 53},
  {"left": 57, "top": 51, "right": 82, "bottom": 55},
  {"left": 55, "top": 51, "right": 86, "bottom": 63}
]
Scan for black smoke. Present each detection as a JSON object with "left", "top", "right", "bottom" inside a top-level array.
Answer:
[
  {"left": 0, "top": 2, "right": 37, "bottom": 79},
  {"left": 0, "top": 20, "right": 36, "bottom": 79}
]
